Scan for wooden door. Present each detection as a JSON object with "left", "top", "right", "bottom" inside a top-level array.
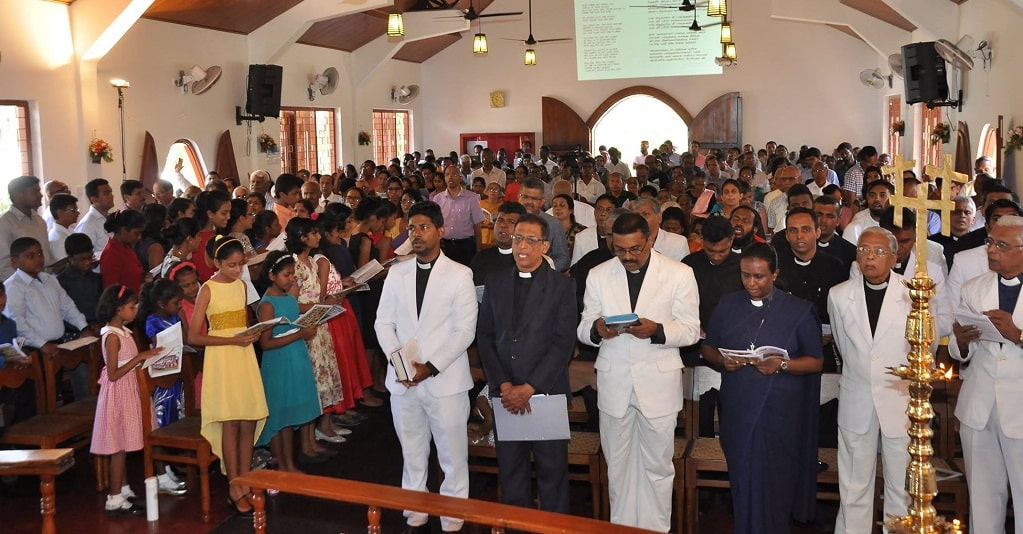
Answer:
[
  {"left": 541, "top": 97, "right": 589, "bottom": 152},
  {"left": 689, "top": 92, "right": 742, "bottom": 150}
]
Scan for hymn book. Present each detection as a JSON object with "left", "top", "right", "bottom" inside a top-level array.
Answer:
[
  {"left": 239, "top": 304, "right": 346, "bottom": 337},
  {"left": 718, "top": 346, "right": 790, "bottom": 362},
  {"left": 389, "top": 339, "right": 421, "bottom": 383}
]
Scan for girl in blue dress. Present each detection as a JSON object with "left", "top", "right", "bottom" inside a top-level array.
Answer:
[{"left": 256, "top": 251, "right": 321, "bottom": 473}]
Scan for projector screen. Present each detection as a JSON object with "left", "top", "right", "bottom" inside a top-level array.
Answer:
[{"left": 575, "top": 0, "right": 723, "bottom": 81}]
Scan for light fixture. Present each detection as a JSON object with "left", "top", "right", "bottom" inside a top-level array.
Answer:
[
  {"left": 473, "top": 33, "right": 488, "bottom": 54},
  {"left": 720, "top": 22, "right": 732, "bottom": 44},
  {"left": 707, "top": 0, "right": 727, "bottom": 17},
  {"left": 387, "top": 12, "right": 404, "bottom": 37},
  {"left": 725, "top": 43, "right": 737, "bottom": 60},
  {"left": 524, "top": 48, "right": 536, "bottom": 65},
  {"left": 110, "top": 79, "right": 130, "bottom": 181}
]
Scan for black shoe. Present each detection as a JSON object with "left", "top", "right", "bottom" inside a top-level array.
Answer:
[
  {"left": 817, "top": 460, "right": 829, "bottom": 473},
  {"left": 106, "top": 501, "right": 145, "bottom": 517}
]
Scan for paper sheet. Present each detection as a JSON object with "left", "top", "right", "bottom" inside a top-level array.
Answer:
[
  {"left": 955, "top": 308, "right": 1010, "bottom": 344},
  {"left": 492, "top": 394, "right": 570, "bottom": 441}
]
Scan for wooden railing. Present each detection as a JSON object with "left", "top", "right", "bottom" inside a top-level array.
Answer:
[{"left": 233, "top": 470, "right": 656, "bottom": 534}]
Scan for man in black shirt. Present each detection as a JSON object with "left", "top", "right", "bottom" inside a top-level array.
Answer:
[
  {"left": 469, "top": 202, "right": 526, "bottom": 286},
  {"left": 681, "top": 216, "right": 742, "bottom": 437},
  {"left": 814, "top": 195, "right": 857, "bottom": 272}
]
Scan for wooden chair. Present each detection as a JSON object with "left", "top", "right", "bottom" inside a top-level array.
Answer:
[
  {"left": 0, "top": 351, "right": 94, "bottom": 451},
  {"left": 464, "top": 431, "right": 606, "bottom": 519},
  {"left": 671, "top": 436, "right": 688, "bottom": 534},
  {"left": 43, "top": 338, "right": 101, "bottom": 416},
  {"left": 135, "top": 353, "right": 216, "bottom": 522},
  {"left": 682, "top": 437, "right": 730, "bottom": 534}
]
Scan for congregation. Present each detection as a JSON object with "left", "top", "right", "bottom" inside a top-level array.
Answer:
[{"left": 0, "top": 138, "right": 1020, "bottom": 534}]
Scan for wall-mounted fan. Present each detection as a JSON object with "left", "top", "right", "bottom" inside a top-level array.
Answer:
[
  {"left": 308, "top": 67, "right": 338, "bottom": 101},
  {"left": 934, "top": 36, "right": 974, "bottom": 72},
  {"left": 391, "top": 85, "right": 420, "bottom": 105},
  {"left": 174, "top": 64, "right": 222, "bottom": 95},
  {"left": 888, "top": 53, "right": 904, "bottom": 79},
  {"left": 859, "top": 68, "right": 889, "bottom": 89}
]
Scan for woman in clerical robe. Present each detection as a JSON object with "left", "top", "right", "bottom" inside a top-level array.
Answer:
[{"left": 702, "top": 242, "right": 823, "bottom": 534}]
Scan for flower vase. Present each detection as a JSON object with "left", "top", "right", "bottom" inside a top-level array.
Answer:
[{"left": 91, "top": 155, "right": 102, "bottom": 164}]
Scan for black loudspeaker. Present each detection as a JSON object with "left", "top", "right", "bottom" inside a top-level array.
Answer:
[
  {"left": 901, "top": 42, "right": 948, "bottom": 105},
  {"left": 245, "top": 64, "right": 283, "bottom": 118}
]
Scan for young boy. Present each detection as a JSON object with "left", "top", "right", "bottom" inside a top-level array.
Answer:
[
  {"left": 272, "top": 173, "right": 303, "bottom": 230},
  {"left": 0, "top": 283, "right": 34, "bottom": 430},
  {"left": 4, "top": 237, "right": 92, "bottom": 399},
  {"left": 57, "top": 233, "right": 103, "bottom": 326},
  {"left": 47, "top": 193, "right": 80, "bottom": 265}
]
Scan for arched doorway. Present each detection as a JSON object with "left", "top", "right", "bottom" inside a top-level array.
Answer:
[
  {"left": 977, "top": 123, "right": 999, "bottom": 177},
  {"left": 161, "top": 139, "right": 208, "bottom": 193},
  {"left": 592, "top": 95, "right": 689, "bottom": 166}
]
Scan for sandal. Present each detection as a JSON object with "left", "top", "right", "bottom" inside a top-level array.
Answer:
[{"left": 228, "top": 493, "right": 254, "bottom": 517}]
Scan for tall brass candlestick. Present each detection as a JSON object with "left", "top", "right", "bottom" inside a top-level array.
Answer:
[{"left": 882, "top": 154, "right": 966, "bottom": 534}]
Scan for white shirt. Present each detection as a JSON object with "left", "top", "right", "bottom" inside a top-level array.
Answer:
[
  {"left": 48, "top": 224, "right": 73, "bottom": 262},
  {"left": 571, "top": 226, "right": 600, "bottom": 266},
  {"left": 471, "top": 166, "right": 507, "bottom": 188},
  {"left": 605, "top": 160, "right": 632, "bottom": 179},
  {"left": 3, "top": 269, "right": 88, "bottom": 347},
  {"left": 0, "top": 207, "right": 53, "bottom": 281},
  {"left": 574, "top": 178, "right": 606, "bottom": 204},
  {"left": 653, "top": 228, "right": 690, "bottom": 261},
  {"left": 74, "top": 205, "right": 110, "bottom": 258},
  {"left": 842, "top": 209, "right": 880, "bottom": 245}
]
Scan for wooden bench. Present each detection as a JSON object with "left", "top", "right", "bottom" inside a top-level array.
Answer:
[
  {"left": 0, "top": 448, "right": 75, "bottom": 534},
  {"left": 233, "top": 469, "right": 658, "bottom": 533},
  {"left": 0, "top": 353, "right": 94, "bottom": 452}
]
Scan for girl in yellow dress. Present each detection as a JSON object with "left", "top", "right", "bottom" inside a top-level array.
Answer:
[{"left": 187, "top": 235, "right": 268, "bottom": 516}]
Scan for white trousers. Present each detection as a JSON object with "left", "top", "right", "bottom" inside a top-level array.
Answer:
[
  {"left": 599, "top": 390, "right": 677, "bottom": 533},
  {"left": 390, "top": 386, "right": 470, "bottom": 532},
  {"left": 835, "top": 407, "right": 910, "bottom": 534},
  {"left": 961, "top": 402, "right": 1023, "bottom": 534}
]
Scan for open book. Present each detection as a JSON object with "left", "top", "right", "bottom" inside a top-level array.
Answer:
[
  {"left": 143, "top": 323, "right": 183, "bottom": 378},
  {"left": 239, "top": 304, "right": 347, "bottom": 337},
  {"left": 0, "top": 337, "right": 28, "bottom": 360},
  {"left": 719, "top": 346, "right": 790, "bottom": 362},
  {"left": 351, "top": 260, "right": 385, "bottom": 284}
]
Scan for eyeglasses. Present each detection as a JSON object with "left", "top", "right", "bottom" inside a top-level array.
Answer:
[
  {"left": 512, "top": 235, "right": 547, "bottom": 247},
  {"left": 855, "top": 246, "right": 893, "bottom": 257},
  {"left": 613, "top": 245, "right": 646, "bottom": 257},
  {"left": 984, "top": 237, "right": 1023, "bottom": 251}
]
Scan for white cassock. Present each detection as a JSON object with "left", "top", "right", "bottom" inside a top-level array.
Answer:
[
  {"left": 828, "top": 272, "right": 936, "bottom": 533},
  {"left": 577, "top": 251, "right": 700, "bottom": 532},
  {"left": 375, "top": 253, "right": 477, "bottom": 532},
  {"left": 571, "top": 226, "right": 599, "bottom": 267},
  {"left": 949, "top": 271, "right": 1023, "bottom": 534}
]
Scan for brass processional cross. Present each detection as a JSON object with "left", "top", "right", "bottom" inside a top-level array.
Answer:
[{"left": 881, "top": 153, "right": 967, "bottom": 533}]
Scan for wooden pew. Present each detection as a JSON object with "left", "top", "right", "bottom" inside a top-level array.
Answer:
[
  {"left": 0, "top": 448, "right": 75, "bottom": 534},
  {"left": 233, "top": 469, "right": 658, "bottom": 534}
]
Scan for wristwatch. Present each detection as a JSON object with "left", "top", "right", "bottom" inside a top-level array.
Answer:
[{"left": 779, "top": 361, "right": 789, "bottom": 372}]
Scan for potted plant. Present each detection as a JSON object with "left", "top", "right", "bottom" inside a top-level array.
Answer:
[
  {"left": 257, "top": 134, "right": 278, "bottom": 154},
  {"left": 891, "top": 120, "right": 905, "bottom": 136},
  {"left": 1006, "top": 125, "right": 1023, "bottom": 155},
  {"left": 89, "top": 138, "right": 113, "bottom": 164},
  {"left": 930, "top": 123, "right": 951, "bottom": 145}
]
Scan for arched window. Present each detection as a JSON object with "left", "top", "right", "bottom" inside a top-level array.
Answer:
[
  {"left": 592, "top": 95, "right": 688, "bottom": 164},
  {"left": 977, "top": 123, "right": 998, "bottom": 177},
  {"left": 161, "top": 139, "right": 208, "bottom": 193}
]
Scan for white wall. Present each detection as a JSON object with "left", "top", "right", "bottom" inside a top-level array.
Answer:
[
  {"left": 955, "top": 0, "right": 1023, "bottom": 184},
  {"left": 0, "top": 0, "right": 79, "bottom": 187},
  {"left": 420, "top": 0, "right": 884, "bottom": 156}
]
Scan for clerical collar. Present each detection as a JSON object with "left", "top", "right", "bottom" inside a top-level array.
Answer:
[
  {"left": 865, "top": 279, "right": 889, "bottom": 291},
  {"left": 416, "top": 258, "right": 437, "bottom": 270},
  {"left": 750, "top": 291, "right": 774, "bottom": 307},
  {"left": 517, "top": 271, "right": 532, "bottom": 279},
  {"left": 626, "top": 258, "right": 651, "bottom": 276},
  {"left": 817, "top": 239, "right": 830, "bottom": 248},
  {"left": 999, "top": 274, "right": 1022, "bottom": 287},
  {"left": 731, "top": 247, "right": 742, "bottom": 254},
  {"left": 793, "top": 256, "right": 812, "bottom": 267},
  {"left": 497, "top": 246, "right": 512, "bottom": 255}
]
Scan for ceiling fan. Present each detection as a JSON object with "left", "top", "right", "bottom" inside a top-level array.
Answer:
[
  {"left": 435, "top": 0, "right": 522, "bottom": 22},
  {"left": 503, "top": 0, "right": 572, "bottom": 46}
]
